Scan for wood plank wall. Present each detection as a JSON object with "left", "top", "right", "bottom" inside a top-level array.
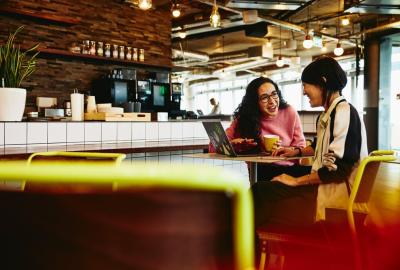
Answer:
[{"left": 0, "top": 0, "right": 171, "bottom": 108}]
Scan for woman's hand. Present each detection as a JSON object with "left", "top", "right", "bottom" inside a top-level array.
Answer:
[
  {"left": 271, "top": 174, "right": 298, "bottom": 186},
  {"left": 271, "top": 147, "right": 298, "bottom": 157},
  {"left": 231, "top": 138, "right": 257, "bottom": 153}
]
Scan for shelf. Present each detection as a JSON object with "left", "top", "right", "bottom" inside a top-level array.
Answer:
[
  {"left": 38, "top": 48, "right": 171, "bottom": 70},
  {"left": 0, "top": 7, "right": 80, "bottom": 25}
]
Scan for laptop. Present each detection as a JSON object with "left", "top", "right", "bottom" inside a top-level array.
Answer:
[
  {"left": 202, "top": 121, "right": 270, "bottom": 157},
  {"left": 197, "top": 109, "right": 204, "bottom": 116}
]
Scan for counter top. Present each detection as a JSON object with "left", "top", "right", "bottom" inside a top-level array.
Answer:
[{"left": 0, "top": 139, "right": 209, "bottom": 159}]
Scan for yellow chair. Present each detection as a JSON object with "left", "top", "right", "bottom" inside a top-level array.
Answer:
[
  {"left": 257, "top": 151, "right": 396, "bottom": 270},
  {"left": 0, "top": 161, "right": 254, "bottom": 270},
  {"left": 21, "top": 151, "right": 126, "bottom": 191},
  {"left": 27, "top": 151, "right": 126, "bottom": 165}
]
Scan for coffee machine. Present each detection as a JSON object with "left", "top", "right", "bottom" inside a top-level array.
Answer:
[
  {"left": 92, "top": 69, "right": 137, "bottom": 106},
  {"left": 170, "top": 83, "right": 182, "bottom": 111}
]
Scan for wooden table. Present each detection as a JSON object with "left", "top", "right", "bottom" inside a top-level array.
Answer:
[{"left": 186, "top": 153, "right": 305, "bottom": 185}]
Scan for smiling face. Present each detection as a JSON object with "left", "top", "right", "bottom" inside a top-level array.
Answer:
[
  {"left": 302, "top": 82, "right": 324, "bottom": 108},
  {"left": 258, "top": 82, "right": 280, "bottom": 118}
]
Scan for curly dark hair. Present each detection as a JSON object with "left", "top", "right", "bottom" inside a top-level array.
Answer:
[{"left": 233, "top": 77, "right": 288, "bottom": 144}]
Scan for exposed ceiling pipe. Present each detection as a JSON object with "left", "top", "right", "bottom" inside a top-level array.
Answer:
[
  {"left": 350, "top": 20, "right": 400, "bottom": 37},
  {"left": 195, "top": 0, "right": 305, "bottom": 33},
  {"left": 213, "top": 58, "right": 270, "bottom": 75},
  {"left": 172, "top": 48, "right": 210, "bottom": 61}
]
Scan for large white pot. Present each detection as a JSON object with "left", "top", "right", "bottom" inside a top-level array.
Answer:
[{"left": 0, "top": 88, "right": 26, "bottom": 121}]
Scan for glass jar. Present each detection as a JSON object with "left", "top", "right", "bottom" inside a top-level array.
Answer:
[
  {"left": 139, "top": 48, "right": 144, "bottom": 62},
  {"left": 112, "top": 45, "right": 119, "bottom": 58},
  {"left": 104, "top": 43, "right": 111, "bottom": 57},
  {"left": 126, "top": 46, "right": 132, "bottom": 60},
  {"left": 89, "top": 41, "right": 96, "bottom": 55},
  {"left": 97, "top": 42, "right": 104, "bottom": 56},
  {"left": 119, "top": 45, "right": 125, "bottom": 60},
  {"left": 132, "top": 48, "right": 138, "bottom": 61},
  {"left": 82, "top": 40, "right": 90, "bottom": 54}
]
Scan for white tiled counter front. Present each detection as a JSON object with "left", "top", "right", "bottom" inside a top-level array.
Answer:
[{"left": 0, "top": 120, "right": 248, "bottom": 179}]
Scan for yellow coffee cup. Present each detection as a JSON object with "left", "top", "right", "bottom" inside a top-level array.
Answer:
[{"left": 263, "top": 134, "right": 280, "bottom": 152}]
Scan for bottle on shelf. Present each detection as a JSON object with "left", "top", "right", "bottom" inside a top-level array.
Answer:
[
  {"left": 97, "top": 42, "right": 104, "bottom": 56},
  {"left": 126, "top": 46, "right": 132, "bottom": 60},
  {"left": 119, "top": 45, "right": 125, "bottom": 60},
  {"left": 133, "top": 48, "right": 138, "bottom": 61},
  {"left": 139, "top": 48, "right": 144, "bottom": 62},
  {"left": 89, "top": 41, "right": 96, "bottom": 55},
  {"left": 112, "top": 44, "right": 119, "bottom": 58},
  {"left": 104, "top": 43, "right": 111, "bottom": 57}
]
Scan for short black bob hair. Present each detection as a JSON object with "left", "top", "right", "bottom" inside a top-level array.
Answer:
[{"left": 301, "top": 56, "right": 347, "bottom": 93}]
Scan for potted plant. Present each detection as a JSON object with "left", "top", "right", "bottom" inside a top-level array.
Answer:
[{"left": 0, "top": 26, "right": 39, "bottom": 121}]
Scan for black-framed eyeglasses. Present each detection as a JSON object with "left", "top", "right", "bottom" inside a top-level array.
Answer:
[{"left": 259, "top": 91, "right": 279, "bottom": 103}]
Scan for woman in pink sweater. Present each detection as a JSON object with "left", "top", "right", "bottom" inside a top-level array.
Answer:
[{"left": 218, "top": 77, "right": 308, "bottom": 181}]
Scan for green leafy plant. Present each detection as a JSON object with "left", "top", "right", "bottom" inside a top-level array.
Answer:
[{"left": 0, "top": 26, "right": 39, "bottom": 88}]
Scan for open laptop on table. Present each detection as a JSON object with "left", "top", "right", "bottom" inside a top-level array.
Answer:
[{"left": 202, "top": 121, "right": 286, "bottom": 158}]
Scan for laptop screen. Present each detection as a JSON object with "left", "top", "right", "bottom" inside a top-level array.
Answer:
[{"left": 202, "top": 122, "right": 237, "bottom": 156}]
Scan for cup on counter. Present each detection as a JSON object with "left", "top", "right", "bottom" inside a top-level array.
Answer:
[
  {"left": 86, "top": 96, "right": 97, "bottom": 113},
  {"left": 263, "top": 134, "right": 280, "bottom": 153}
]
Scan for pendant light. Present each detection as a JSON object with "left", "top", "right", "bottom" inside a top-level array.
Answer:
[
  {"left": 210, "top": 0, "right": 221, "bottom": 28},
  {"left": 303, "top": 7, "right": 313, "bottom": 49},
  {"left": 334, "top": 0, "right": 343, "bottom": 56},
  {"left": 171, "top": 1, "right": 181, "bottom": 18},
  {"left": 138, "top": 0, "right": 152, "bottom": 10},
  {"left": 276, "top": 26, "right": 284, "bottom": 67},
  {"left": 341, "top": 16, "right": 350, "bottom": 26},
  {"left": 334, "top": 43, "right": 344, "bottom": 56}
]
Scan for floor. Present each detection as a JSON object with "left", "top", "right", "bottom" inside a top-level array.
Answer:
[{"left": 364, "top": 161, "right": 400, "bottom": 270}]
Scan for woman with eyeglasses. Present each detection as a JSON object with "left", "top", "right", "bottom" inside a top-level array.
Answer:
[
  {"left": 210, "top": 76, "right": 308, "bottom": 182},
  {"left": 252, "top": 56, "right": 368, "bottom": 227}
]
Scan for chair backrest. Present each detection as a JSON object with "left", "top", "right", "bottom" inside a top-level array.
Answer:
[
  {"left": 346, "top": 151, "right": 396, "bottom": 234},
  {"left": 0, "top": 161, "right": 254, "bottom": 270},
  {"left": 27, "top": 151, "right": 126, "bottom": 165},
  {"left": 349, "top": 151, "right": 396, "bottom": 208},
  {"left": 23, "top": 151, "right": 126, "bottom": 191}
]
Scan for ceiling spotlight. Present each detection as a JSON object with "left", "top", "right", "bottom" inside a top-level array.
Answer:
[
  {"left": 171, "top": 2, "right": 181, "bottom": 18},
  {"left": 210, "top": 0, "right": 221, "bottom": 28},
  {"left": 341, "top": 17, "right": 350, "bottom": 26},
  {"left": 138, "top": 0, "right": 152, "bottom": 10},
  {"left": 303, "top": 35, "right": 313, "bottom": 49},
  {"left": 178, "top": 31, "right": 186, "bottom": 39},
  {"left": 334, "top": 43, "right": 344, "bottom": 56},
  {"left": 276, "top": 56, "right": 284, "bottom": 67}
]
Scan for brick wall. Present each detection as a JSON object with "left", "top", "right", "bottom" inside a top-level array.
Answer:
[{"left": 0, "top": 0, "right": 171, "bottom": 106}]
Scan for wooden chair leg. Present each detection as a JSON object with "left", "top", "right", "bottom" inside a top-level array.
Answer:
[{"left": 259, "top": 239, "right": 270, "bottom": 270}]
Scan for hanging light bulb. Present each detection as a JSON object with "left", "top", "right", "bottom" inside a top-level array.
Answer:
[
  {"left": 210, "top": 0, "right": 221, "bottom": 28},
  {"left": 303, "top": 35, "right": 313, "bottom": 49},
  {"left": 178, "top": 31, "right": 186, "bottom": 39},
  {"left": 276, "top": 56, "right": 284, "bottom": 67},
  {"left": 321, "top": 42, "right": 327, "bottom": 52},
  {"left": 266, "top": 38, "right": 272, "bottom": 48},
  {"left": 171, "top": 2, "right": 181, "bottom": 18},
  {"left": 138, "top": 0, "right": 152, "bottom": 10},
  {"left": 341, "top": 17, "right": 350, "bottom": 26},
  {"left": 334, "top": 42, "right": 344, "bottom": 56}
]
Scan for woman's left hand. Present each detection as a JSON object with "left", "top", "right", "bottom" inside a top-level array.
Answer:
[
  {"left": 271, "top": 174, "right": 298, "bottom": 186},
  {"left": 271, "top": 147, "right": 298, "bottom": 157}
]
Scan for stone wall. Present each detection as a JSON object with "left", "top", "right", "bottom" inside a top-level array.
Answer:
[{"left": 0, "top": 0, "right": 171, "bottom": 107}]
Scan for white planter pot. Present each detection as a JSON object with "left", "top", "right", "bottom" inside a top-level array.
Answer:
[{"left": 0, "top": 88, "right": 26, "bottom": 121}]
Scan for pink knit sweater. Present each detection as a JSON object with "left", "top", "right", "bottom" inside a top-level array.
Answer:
[{"left": 225, "top": 105, "right": 306, "bottom": 148}]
